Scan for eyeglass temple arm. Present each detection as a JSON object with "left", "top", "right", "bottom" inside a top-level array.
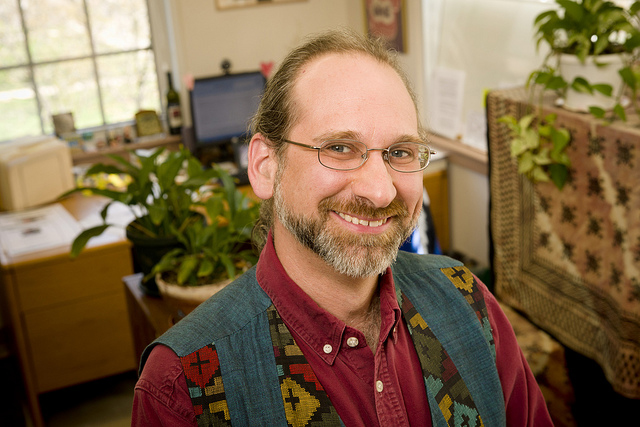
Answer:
[{"left": 282, "top": 139, "right": 320, "bottom": 150}]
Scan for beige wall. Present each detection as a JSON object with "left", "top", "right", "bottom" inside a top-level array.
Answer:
[{"left": 163, "top": 0, "right": 425, "bottom": 128}]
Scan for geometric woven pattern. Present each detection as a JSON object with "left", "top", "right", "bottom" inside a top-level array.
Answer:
[
  {"left": 267, "top": 305, "right": 342, "bottom": 427},
  {"left": 441, "top": 266, "right": 496, "bottom": 359},
  {"left": 177, "top": 274, "right": 495, "bottom": 425},
  {"left": 398, "top": 266, "right": 492, "bottom": 427},
  {"left": 179, "top": 344, "right": 231, "bottom": 426},
  {"left": 487, "top": 87, "right": 640, "bottom": 398}
]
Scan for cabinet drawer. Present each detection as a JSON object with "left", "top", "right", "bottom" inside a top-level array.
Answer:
[
  {"left": 24, "top": 291, "right": 136, "bottom": 393},
  {"left": 15, "top": 243, "right": 132, "bottom": 312}
]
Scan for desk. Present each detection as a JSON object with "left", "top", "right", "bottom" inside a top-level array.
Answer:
[
  {"left": 487, "top": 87, "right": 640, "bottom": 398},
  {"left": 0, "top": 195, "right": 137, "bottom": 426},
  {"left": 123, "top": 274, "right": 179, "bottom": 364}
]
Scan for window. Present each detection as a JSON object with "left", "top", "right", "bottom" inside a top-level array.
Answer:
[{"left": 0, "top": 0, "right": 162, "bottom": 142}]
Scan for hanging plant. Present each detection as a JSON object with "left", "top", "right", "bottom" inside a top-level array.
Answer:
[{"left": 499, "top": 113, "right": 571, "bottom": 190}]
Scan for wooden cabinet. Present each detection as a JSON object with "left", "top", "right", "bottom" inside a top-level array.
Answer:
[
  {"left": 0, "top": 195, "right": 137, "bottom": 426},
  {"left": 423, "top": 168, "right": 450, "bottom": 253}
]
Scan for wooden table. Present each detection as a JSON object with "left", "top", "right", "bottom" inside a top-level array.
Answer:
[
  {"left": 0, "top": 195, "right": 137, "bottom": 426},
  {"left": 123, "top": 274, "right": 181, "bottom": 364}
]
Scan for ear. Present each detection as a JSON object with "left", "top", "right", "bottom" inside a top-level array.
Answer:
[{"left": 247, "top": 133, "right": 277, "bottom": 200}]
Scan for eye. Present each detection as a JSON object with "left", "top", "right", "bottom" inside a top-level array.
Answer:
[
  {"left": 321, "top": 140, "right": 363, "bottom": 157},
  {"left": 389, "top": 147, "right": 414, "bottom": 160}
]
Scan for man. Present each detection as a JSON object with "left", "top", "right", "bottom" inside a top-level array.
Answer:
[{"left": 132, "top": 29, "right": 553, "bottom": 426}]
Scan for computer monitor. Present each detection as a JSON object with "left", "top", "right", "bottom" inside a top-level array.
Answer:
[{"left": 189, "top": 71, "right": 265, "bottom": 147}]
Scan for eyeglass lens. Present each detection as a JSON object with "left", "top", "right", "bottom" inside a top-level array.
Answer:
[{"left": 318, "top": 139, "right": 430, "bottom": 172}]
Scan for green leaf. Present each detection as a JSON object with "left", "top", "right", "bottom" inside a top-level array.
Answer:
[
  {"left": 218, "top": 253, "right": 237, "bottom": 280},
  {"left": 204, "top": 196, "right": 224, "bottom": 225},
  {"left": 147, "top": 201, "right": 167, "bottom": 227},
  {"left": 619, "top": 66, "right": 636, "bottom": 89},
  {"left": 546, "top": 75, "right": 568, "bottom": 90},
  {"left": 571, "top": 77, "right": 592, "bottom": 94},
  {"left": 549, "top": 164, "right": 569, "bottom": 190},
  {"left": 177, "top": 255, "right": 199, "bottom": 285},
  {"left": 511, "top": 138, "right": 527, "bottom": 157},
  {"left": 84, "top": 163, "right": 127, "bottom": 176},
  {"left": 70, "top": 224, "right": 111, "bottom": 258},
  {"left": 557, "top": 0, "right": 585, "bottom": 22},
  {"left": 613, "top": 103, "right": 627, "bottom": 121},
  {"left": 551, "top": 127, "right": 571, "bottom": 152},
  {"left": 533, "top": 148, "right": 552, "bottom": 165},
  {"left": 197, "top": 258, "right": 214, "bottom": 278},
  {"left": 588, "top": 106, "right": 606, "bottom": 118},
  {"left": 498, "top": 115, "right": 518, "bottom": 128},
  {"left": 157, "top": 152, "right": 184, "bottom": 190},
  {"left": 519, "top": 114, "right": 535, "bottom": 130},
  {"left": 591, "top": 84, "right": 612, "bottom": 97},
  {"left": 518, "top": 151, "right": 535, "bottom": 174},
  {"left": 531, "top": 166, "right": 550, "bottom": 183}
]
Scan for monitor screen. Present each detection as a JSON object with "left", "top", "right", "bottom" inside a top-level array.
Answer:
[{"left": 190, "top": 71, "right": 265, "bottom": 146}]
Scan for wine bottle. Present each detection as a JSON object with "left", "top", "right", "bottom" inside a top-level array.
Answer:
[{"left": 166, "top": 71, "right": 182, "bottom": 135}]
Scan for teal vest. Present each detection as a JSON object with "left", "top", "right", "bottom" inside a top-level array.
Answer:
[{"left": 141, "top": 252, "right": 506, "bottom": 426}]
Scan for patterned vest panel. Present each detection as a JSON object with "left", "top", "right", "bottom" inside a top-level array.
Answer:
[{"left": 144, "top": 253, "right": 506, "bottom": 427}]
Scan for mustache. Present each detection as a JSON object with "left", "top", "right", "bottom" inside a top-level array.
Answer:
[{"left": 319, "top": 196, "right": 409, "bottom": 220}]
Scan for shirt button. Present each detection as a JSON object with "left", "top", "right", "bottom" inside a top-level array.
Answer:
[
  {"left": 346, "top": 337, "right": 359, "bottom": 348},
  {"left": 376, "top": 380, "right": 384, "bottom": 393},
  {"left": 323, "top": 344, "right": 333, "bottom": 354}
]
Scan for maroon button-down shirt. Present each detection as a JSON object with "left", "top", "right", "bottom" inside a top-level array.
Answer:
[
  {"left": 133, "top": 236, "right": 553, "bottom": 426},
  {"left": 256, "top": 238, "right": 429, "bottom": 426}
]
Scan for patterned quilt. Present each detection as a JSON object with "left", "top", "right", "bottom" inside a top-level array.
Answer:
[{"left": 487, "top": 87, "right": 640, "bottom": 398}]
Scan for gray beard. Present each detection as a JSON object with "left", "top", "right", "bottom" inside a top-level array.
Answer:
[{"left": 273, "top": 182, "right": 418, "bottom": 278}]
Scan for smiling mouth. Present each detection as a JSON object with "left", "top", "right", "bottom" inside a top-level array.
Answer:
[{"left": 336, "top": 212, "right": 387, "bottom": 228}]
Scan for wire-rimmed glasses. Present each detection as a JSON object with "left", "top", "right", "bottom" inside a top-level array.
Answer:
[{"left": 283, "top": 138, "right": 436, "bottom": 173}]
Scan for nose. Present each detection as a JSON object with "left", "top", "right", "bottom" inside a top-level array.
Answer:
[{"left": 349, "top": 150, "right": 397, "bottom": 208}]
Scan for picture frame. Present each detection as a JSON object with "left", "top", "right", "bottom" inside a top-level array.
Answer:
[
  {"left": 364, "top": 0, "right": 407, "bottom": 53},
  {"left": 134, "top": 110, "right": 163, "bottom": 137},
  {"left": 216, "top": 0, "right": 306, "bottom": 10},
  {"left": 52, "top": 112, "right": 75, "bottom": 137}
]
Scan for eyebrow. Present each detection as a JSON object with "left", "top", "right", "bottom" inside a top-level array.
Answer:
[{"left": 313, "top": 131, "right": 425, "bottom": 145}]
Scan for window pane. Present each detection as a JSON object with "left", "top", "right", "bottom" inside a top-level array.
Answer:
[
  {"left": 0, "top": 0, "right": 28, "bottom": 67},
  {"left": 87, "top": 0, "right": 151, "bottom": 54},
  {"left": 0, "top": 68, "right": 41, "bottom": 140},
  {"left": 34, "top": 59, "right": 102, "bottom": 133},
  {"left": 22, "top": 0, "right": 91, "bottom": 62},
  {"left": 98, "top": 50, "right": 160, "bottom": 123}
]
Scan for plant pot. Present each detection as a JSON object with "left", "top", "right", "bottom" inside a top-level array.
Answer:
[
  {"left": 126, "top": 221, "right": 183, "bottom": 296},
  {"left": 560, "top": 53, "right": 624, "bottom": 112},
  {"left": 156, "top": 273, "right": 232, "bottom": 315}
]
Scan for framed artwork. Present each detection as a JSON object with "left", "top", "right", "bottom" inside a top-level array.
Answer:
[
  {"left": 216, "top": 0, "right": 306, "bottom": 10},
  {"left": 135, "top": 110, "right": 163, "bottom": 137},
  {"left": 52, "top": 112, "right": 75, "bottom": 137},
  {"left": 364, "top": 0, "right": 406, "bottom": 53}
]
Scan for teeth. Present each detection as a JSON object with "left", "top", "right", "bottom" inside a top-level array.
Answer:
[{"left": 338, "top": 212, "right": 385, "bottom": 227}]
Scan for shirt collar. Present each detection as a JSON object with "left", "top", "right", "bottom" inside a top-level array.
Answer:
[{"left": 256, "top": 232, "right": 402, "bottom": 364}]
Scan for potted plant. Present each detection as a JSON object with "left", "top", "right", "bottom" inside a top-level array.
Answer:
[
  {"left": 499, "top": 0, "right": 640, "bottom": 190},
  {"left": 530, "top": 0, "right": 640, "bottom": 118},
  {"left": 62, "top": 147, "right": 237, "bottom": 294},
  {"left": 150, "top": 169, "right": 260, "bottom": 313}
]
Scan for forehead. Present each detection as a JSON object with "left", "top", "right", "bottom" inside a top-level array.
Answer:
[{"left": 289, "top": 52, "right": 418, "bottom": 140}]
